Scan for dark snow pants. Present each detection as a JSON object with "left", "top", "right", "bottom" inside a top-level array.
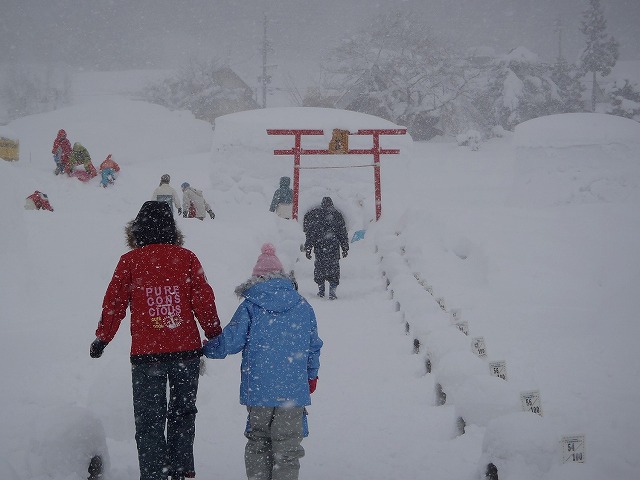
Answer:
[
  {"left": 313, "top": 243, "right": 341, "bottom": 288},
  {"left": 131, "top": 357, "right": 200, "bottom": 480},
  {"left": 244, "top": 406, "right": 305, "bottom": 480}
]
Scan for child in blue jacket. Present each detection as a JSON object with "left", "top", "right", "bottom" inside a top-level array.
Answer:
[{"left": 203, "top": 243, "right": 322, "bottom": 480}]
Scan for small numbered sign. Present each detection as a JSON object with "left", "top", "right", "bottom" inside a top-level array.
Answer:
[
  {"left": 471, "top": 337, "right": 487, "bottom": 358},
  {"left": 520, "top": 390, "right": 543, "bottom": 416},
  {"left": 456, "top": 321, "right": 469, "bottom": 336},
  {"left": 561, "top": 435, "right": 585, "bottom": 463},
  {"left": 489, "top": 360, "right": 507, "bottom": 380},
  {"left": 449, "top": 308, "right": 462, "bottom": 323}
]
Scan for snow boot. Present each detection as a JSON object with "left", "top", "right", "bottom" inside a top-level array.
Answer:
[
  {"left": 329, "top": 285, "right": 337, "bottom": 300},
  {"left": 317, "top": 284, "right": 325, "bottom": 298}
]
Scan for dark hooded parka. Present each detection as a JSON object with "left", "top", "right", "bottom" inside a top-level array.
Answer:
[{"left": 303, "top": 197, "right": 349, "bottom": 286}]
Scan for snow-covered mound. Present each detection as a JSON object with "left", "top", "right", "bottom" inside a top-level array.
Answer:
[
  {"left": 213, "top": 107, "right": 411, "bottom": 152},
  {"left": 8, "top": 98, "right": 213, "bottom": 167},
  {"left": 513, "top": 113, "right": 640, "bottom": 148},
  {"left": 510, "top": 113, "right": 640, "bottom": 207}
]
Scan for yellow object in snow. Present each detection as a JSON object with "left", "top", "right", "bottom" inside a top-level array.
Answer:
[
  {"left": 0, "top": 136, "right": 19, "bottom": 161},
  {"left": 328, "top": 129, "right": 349, "bottom": 154}
]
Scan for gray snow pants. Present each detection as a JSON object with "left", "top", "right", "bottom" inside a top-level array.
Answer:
[{"left": 244, "top": 406, "right": 305, "bottom": 480}]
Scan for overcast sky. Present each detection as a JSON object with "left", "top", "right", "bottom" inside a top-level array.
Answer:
[{"left": 1, "top": 0, "right": 638, "bottom": 77}]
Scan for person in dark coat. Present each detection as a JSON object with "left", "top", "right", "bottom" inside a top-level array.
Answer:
[
  {"left": 269, "top": 176, "right": 293, "bottom": 219},
  {"left": 303, "top": 196, "right": 349, "bottom": 299}
]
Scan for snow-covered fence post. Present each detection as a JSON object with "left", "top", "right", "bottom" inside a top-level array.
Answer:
[
  {"left": 485, "top": 462, "right": 499, "bottom": 480},
  {"left": 88, "top": 455, "right": 103, "bottom": 480},
  {"left": 435, "top": 383, "right": 447, "bottom": 406}
]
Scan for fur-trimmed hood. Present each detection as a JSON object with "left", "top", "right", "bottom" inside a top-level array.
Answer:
[
  {"left": 234, "top": 272, "right": 301, "bottom": 314},
  {"left": 234, "top": 271, "right": 296, "bottom": 297},
  {"left": 125, "top": 201, "right": 184, "bottom": 249},
  {"left": 125, "top": 220, "right": 184, "bottom": 249}
]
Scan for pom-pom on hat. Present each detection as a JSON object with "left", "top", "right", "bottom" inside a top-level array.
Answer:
[{"left": 252, "top": 243, "right": 284, "bottom": 277}]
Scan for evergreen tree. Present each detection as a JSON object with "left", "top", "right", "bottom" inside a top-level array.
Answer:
[
  {"left": 578, "top": 0, "right": 619, "bottom": 111},
  {"left": 550, "top": 57, "right": 585, "bottom": 113}
]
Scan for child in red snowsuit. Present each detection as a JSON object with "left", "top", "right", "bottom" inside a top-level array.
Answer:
[
  {"left": 51, "top": 129, "right": 72, "bottom": 175},
  {"left": 25, "top": 191, "right": 54, "bottom": 211}
]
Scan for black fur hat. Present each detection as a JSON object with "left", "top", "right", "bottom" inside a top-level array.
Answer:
[{"left": 126, "top": 201, "right": 183, "bottom": 248}]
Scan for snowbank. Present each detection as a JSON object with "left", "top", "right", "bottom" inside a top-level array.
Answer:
[
  {"left": 8, "top": 98, "right": 213, "bottom": 168},
  {"left": 511, "top": 113, "right": 640, "bottom": 207},
  {"left": 513, "top": 113, "right": 640, "bottom": 148}
]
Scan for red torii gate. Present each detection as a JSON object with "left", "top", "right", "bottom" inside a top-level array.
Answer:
[{"left": 266, "top": 128, "right": 407, "bottom": 220}]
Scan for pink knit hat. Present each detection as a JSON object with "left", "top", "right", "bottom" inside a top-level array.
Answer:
[{"left": 252, "top": 243, "right": 284, "bottom": 277}]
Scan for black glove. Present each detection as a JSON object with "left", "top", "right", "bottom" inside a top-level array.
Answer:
[
  {"left": 90, "top": 339, "right": 108, "bottom": 358},
  {"left": 208, "top": 210, "right": 215, "bottom": 219},
  {"left": 305, "top": 250, "right": 312, "bottom": 260},
  {"left": 177, "top": 207, "right": 182, "bottom": 216},
  {"left": 342, "top": 249, "right": 348, "bottom": 258}
]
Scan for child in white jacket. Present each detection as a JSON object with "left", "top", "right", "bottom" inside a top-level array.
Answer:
[
  {"left": 181, "top": 182, "right": 215, "bottom": 220},
  {"left": 151, "top": 174, "right": 182, "bottom": 215}
]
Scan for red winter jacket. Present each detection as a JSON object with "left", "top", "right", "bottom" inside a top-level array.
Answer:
[
  {"left": 96, "top": 244, "right": 221, "bottom": 357},
  {"left": 27, "top": 191, "right": 54, "bottom": 211},
  {"left": 52, "top": 133, "right": 72, "bottom": 159}
]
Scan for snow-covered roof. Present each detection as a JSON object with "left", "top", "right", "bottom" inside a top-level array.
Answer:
[{"left": 502, "top": 46, "right": 540, "bottom": 65}]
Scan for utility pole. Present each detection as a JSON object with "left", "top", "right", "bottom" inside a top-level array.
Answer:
[
  {"left": 258, "top": 14, "right": 276, "bottom": 108},
  {"left": 554, "top": 16, "right": 564, "bottom": 60}
]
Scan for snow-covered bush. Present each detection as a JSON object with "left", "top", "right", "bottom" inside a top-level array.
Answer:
[
  {"left": 607, "top": 79, "right": 640, "bottom": 121},
  {"left": 491, "top": 125, "right": 507, "bottom": 138},
  {"left": 456, "top": 129, "right": 482, "bottom": 150}
]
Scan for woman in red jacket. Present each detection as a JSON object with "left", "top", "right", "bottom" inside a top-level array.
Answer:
[{"left": 90, "top": 201, "right": 221, "bottom": 480}]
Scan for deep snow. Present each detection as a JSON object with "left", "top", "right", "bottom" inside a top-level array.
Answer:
[{"left": 0, "top": 72, "right": 639, "bottom": 480}]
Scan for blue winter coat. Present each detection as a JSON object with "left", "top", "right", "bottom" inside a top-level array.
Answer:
[
  {"left": 269, "top": 176, "right": 293, "bottom": 212},
  {"left": 203, "top": 274, "right": 322, "bottom": 407}
]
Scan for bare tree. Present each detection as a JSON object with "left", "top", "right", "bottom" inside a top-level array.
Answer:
[{"left": 319, "top": 11, "right": 478, "bottom": 139}]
